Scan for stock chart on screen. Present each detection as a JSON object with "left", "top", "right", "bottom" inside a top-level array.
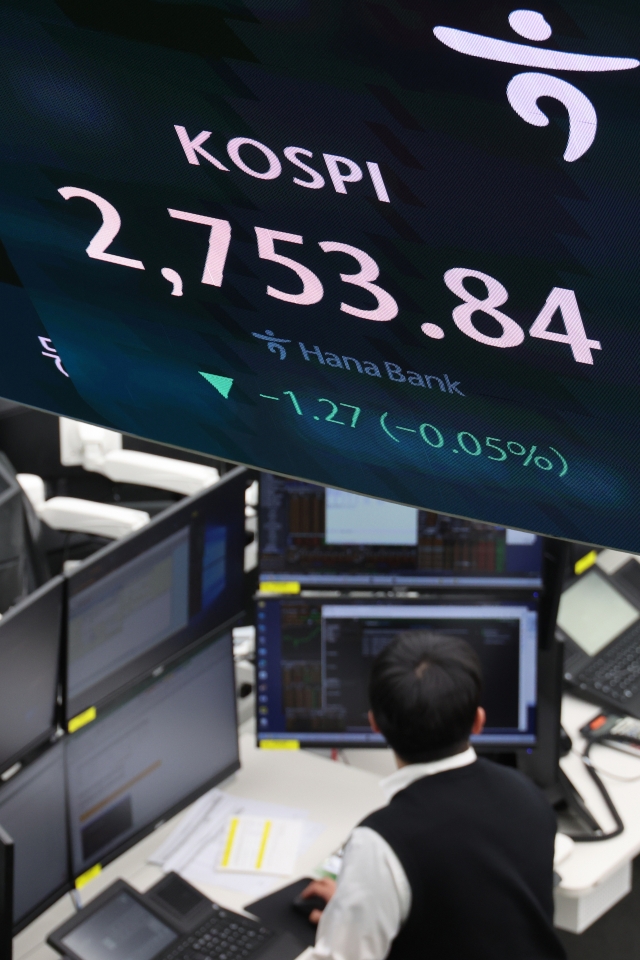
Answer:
[{"left": 259, "top": 474, "right": 542, "bottom": 587}]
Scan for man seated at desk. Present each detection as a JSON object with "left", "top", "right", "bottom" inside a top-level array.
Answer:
[{"left": 302, "top": 632, "right": 565, "bottom": 960}]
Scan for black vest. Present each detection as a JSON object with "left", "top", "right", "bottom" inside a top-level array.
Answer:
[{"left": 361, "top": 759, "right": 566, "bottom": 960}]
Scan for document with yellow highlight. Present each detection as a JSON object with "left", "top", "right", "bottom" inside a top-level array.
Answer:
[{"left": 218, "top": 815, "right": 303, "bottom": 876}]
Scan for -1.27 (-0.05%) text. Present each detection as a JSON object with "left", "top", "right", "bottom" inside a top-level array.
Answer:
[{"left": 260, "top": 390, "right": 568, "bottom": 477}]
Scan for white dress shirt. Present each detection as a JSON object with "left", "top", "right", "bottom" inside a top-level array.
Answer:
[{"left": 303, "top": 747, "right": 477, "bottom": 960}]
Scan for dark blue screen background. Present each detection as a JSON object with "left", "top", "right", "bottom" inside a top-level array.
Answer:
[{"left": 0, "top": 1, "right": 638, "bottom": 548}]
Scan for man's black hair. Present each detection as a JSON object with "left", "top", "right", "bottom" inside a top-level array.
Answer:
[{"left": 369, "top": 631, "right": 483, "bottom": 763}]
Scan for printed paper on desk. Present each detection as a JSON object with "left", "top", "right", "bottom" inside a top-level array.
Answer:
[
  {"left": 219, "top": 816, "right": 303, "bottom": 876},
  {"left": 180, "top": 818, "right": 325, "bottom": 897}
]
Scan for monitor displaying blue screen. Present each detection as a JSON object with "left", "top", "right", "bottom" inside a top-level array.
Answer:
[
  {"left": 256, "top": 595, "right": 538, "bottom": 748},
  {"left": 0, "top": 2, "right": 638, "bottom": 550}
]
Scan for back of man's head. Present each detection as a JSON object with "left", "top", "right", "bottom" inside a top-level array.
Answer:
[{"left": 369, "top": 631, "right": 483, "bottom": 763}]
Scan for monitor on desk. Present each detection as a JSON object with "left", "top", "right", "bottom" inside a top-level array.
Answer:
[
  {"left": 0, "top": 576, "right": 63, "bottom": 775},
  {"left": 0, "top": 740, "right": 70, "bottom": 932},
  {"left": 65, "top": 630, "right": 238, "bottom": 880},
  {"left": 65, "top": 467, "right": 247, "bottom": 724},
  {"left": 259, "top": 474, "right": 542, "bottom": 589},
  {"left": 256, "top": 594, "right": 539, "bottom": 749}
]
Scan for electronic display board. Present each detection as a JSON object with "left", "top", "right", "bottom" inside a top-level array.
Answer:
[{"left": 0, "top": 1, "right": 638, "bottom": 549}]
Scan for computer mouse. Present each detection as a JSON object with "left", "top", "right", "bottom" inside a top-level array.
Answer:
[{"left": 291, "top": 894, "right": 326, "bottom": 920}]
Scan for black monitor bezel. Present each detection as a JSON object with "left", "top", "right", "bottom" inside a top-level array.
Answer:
[
  {"left": 255, "top": 585, "right": 543, "bottom": 751},
  {"left": 4, "top": 739, "right": 74, "bottom": 936},
  {"left": 0, "top": 575, "right": 64, "bottom": 777},
  {"left": 64, "top": 466, "right": 247, "bottom": 723},
  {"left": 64, "top": 628, "right": 240, "bottom": 883}
]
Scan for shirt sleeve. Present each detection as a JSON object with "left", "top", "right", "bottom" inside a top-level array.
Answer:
[{"left": 306, "top": 827, "right": 412, "bottom": 960}]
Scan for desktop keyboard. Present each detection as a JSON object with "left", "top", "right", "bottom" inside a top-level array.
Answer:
[
  {"left": 573, "top": 621, "right": 640, "bottom": 703},
  {"left": 163, "top": 904, "right": 274, "bottom": 960}
]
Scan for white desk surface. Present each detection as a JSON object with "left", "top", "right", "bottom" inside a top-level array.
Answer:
[
  {"left": 557, "top": 694, "right": 640, "bottom": 896},
  {"left": 14, "top": 697, "right": 640, "bottom": 960}
]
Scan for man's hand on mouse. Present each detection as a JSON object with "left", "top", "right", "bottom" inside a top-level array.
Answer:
[{"left": 301, "top": 878, "right": 337, "bottom": 924}]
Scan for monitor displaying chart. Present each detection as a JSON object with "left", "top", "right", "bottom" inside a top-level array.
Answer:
[
  {"left": 259, "top": 474, "right": 542, "bottom": 588},
  {"left": 256, "top": 596, "right": 538, "bottom": 748}
]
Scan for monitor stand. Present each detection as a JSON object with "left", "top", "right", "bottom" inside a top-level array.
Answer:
[
  {"left": 548, "top": 767, "right": 604, "bottom": 839},
  {"left": 489, "top": 751, "right": 603, "bottom": 839}
]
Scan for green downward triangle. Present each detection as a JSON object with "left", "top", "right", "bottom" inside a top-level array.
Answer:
[{"left": 199, "top": 371, "right": 234, "bottom": 398}]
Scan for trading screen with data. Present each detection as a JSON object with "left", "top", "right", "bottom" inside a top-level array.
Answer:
[
  {"left": 0, "top": 2, "right": 639, "bottom": 550},
  {"left": 259, "top": 474, "right": 542, "bottom": 587},
  {"left": 256, "top": 597, "right": 538, "bottom": 748},
  {"left": 65, "top": 469, "right": 246, "bottom": 722},
  {"left": 65, "top": 633, "right": 238, "bottom": 878}
]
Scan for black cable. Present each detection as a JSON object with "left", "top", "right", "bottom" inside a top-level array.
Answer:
[{"left": 571, "top": 735, "right": 631, "bottom": 842}]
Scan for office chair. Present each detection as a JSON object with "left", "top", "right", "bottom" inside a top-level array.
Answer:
[
  {"left": 59, "top": 419, "right": 220, "bottom": 497},
  {"left": 17, "top": 474, "right": 150, "bottom": 540}
]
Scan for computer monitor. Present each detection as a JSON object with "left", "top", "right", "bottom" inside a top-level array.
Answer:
[
  {"left": 256, "top": 593, "right": 538, "bottom": 749},
  {"left": 65, "top": 467, "right": 247, "bottom": 723},
  {"left": 0, "top": 741, "right": 70, "bottom": 933},
  {"left": 259, "top": 475, "right": 542, "bottom": 589},
  {"left": 65, "top": 630, "right": 238, "bottom": 880},
  {"left": 0, "top": 576, "right": 63, "bottom": 775}
]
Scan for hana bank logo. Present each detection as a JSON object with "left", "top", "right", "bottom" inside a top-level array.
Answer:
[{"left": 434, "top": 9, "right": 639, "bottom": 161}]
